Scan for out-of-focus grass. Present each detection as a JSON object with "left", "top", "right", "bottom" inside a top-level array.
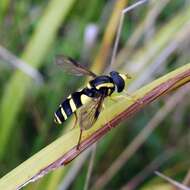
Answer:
[
  {"left": 0, "top": 0, "right": 190, "bottom": 189},
  {"left": 0, "top": 0, "right": 10, "bottom": 21},
  {"left": 0, "top": 0, "right": 76, "bottom": 159}
]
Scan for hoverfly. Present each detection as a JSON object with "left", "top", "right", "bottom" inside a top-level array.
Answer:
[
  {"left": 54, "top": 55, "right": 131, "bottom": 149},
  {"left": 54, "top": 0, "right": 147, "bottom": 149}
]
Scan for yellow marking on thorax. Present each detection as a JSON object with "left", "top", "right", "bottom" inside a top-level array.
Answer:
[
  {"left": 54, "top": 113, "right": 62, "bottom": 124},
  {"left": 96, "top": 83, "right": 114, "bottom": 90},
  {"left": 87, "top": 82, "right": 92, "bottom": 89},
  {"left": 119, "top": 74, "right": 127, "bottom": 81},
  {"left": 80, "top": 94, "right": 91, "bottom": 104},
  {"left": 61, "top": 107, "right": 68, "bottom": 120},
  {"left": 69, "top": 98, "right": 77, "bottom": 112}
]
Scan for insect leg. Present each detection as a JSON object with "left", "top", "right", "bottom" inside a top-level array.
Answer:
[
  {"left": 71, "top": 112, "right": 78, "bottom": 129},
  {"left": 110, "top": 91, "right": 143, "bottom": 104},
  {"left": 77, "top": 129, "right": 83, "bottom": 150},
  {"left": 102, "top": 103, "right": 105, "bottom": 109},
  {"left": 123, "top": 90, "right": 143, "bottom": 104},
  {"left": 101, "top": 104, "right": 113, "bottom": 130}
]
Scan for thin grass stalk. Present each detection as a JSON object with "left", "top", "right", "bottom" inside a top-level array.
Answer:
[
  {"left": 183, "top": 170, "right": 190, "bottom": 187},
  {"left": 123, "top": 134, "right": 190, "bottom": 190},
  {"left": 58, "top": 150, "right": 90, "bottom": 190},
  {"left": 91, "top": 0, "right": 128, "bottom": 73},
  {"left": 83, "top": 144, "right": 96, "bottom": 190},
  {"left": 123, "top": 5, "right": 190, "bottom": 75},
  {"left": 0, "top": 45, "right": 43, "bottom": 84},
  {"left": 121, "top": 149, "right": 175, "bottom": 190},
  {"left": 129, "top": 20, "right": 190, "bottom": 92},
  {"left": 115, "top": 0, "right": 170, "bottom": 67},
  {"left": 155, "top": 171, "right": 190, "bottom": 190}
]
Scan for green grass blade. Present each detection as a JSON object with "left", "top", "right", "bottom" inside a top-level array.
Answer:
[
  {"left": 0, "top": 63, "right": 189, "bottom": 190},
  {"left": 0, "top": 0, "right": 76, "bottom": 159}
]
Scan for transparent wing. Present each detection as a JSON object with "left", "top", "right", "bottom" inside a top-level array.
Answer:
[
  {"left": 78, "top": 95, "right": 105, "bottom": 130},
  {"left": 55, "top": 55, "right": 96, "bottom": 78}
]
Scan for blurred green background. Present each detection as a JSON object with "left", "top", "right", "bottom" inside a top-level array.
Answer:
[{"left": 0, "top": 0, "right": 190, "bottom": 189}]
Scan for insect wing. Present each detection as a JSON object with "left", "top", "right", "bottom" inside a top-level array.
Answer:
[
  {"left": 78, "top": 96, "right": 105, "bottom": 130},
  {"left": 55, "top": 55, "right": 96, "bottom": 78}
]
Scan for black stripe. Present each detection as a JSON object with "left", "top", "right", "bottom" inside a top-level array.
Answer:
[
  {"left": 82, "top": 88, "right": 95, "bottom": 97},
  {"left": 110, "top": 71, "right": 125, "bottom": 92},
  {"left": 61, "top": 99, "right": 73, "bottom": 117},
  {"left": 90, "top": 76, "right": 112, "bottom": 87},
  {"left": 71, "top": 92, "right": 83, "bottom": 108},
  {"left": 55, "top": 107, "right": 65, "bottom": 122}
]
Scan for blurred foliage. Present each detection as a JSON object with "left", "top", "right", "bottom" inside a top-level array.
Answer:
[{"left": 0, "top": 0, "right": 190, "bottom": 189}]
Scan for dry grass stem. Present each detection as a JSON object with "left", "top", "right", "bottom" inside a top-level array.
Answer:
[
  {"left": 0, "top": 45, "right": 43, "bottom": 84},
  {"left": 121, "top": 149, "right": 175, "bottom": 190},
  {"left": 155, "top": 171, "right": 190, "bottom": 190}
]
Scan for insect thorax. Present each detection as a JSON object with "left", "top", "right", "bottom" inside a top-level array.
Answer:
[
  {"left": 88, "top": 76, "right": 115, "bottom": 96},
  {"left": 54, "top": 71, "right": 127, "bottom": 124},
  {"left": 109, "top": 71, "right": 126, "bottom": 93}
]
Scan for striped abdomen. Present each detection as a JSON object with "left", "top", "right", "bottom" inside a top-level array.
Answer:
[
  {"left": 54, "top": 90, "right": 93, "bottom": 124},
  {"left": 54, "top": 75, "right": 116, "bottom": 124}
]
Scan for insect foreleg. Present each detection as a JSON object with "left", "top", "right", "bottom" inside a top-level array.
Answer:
[{"left": 122, "top": 90, "right": 143, "bottom": 104}]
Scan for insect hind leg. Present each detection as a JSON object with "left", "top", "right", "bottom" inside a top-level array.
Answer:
[
  {"left": 71, "top": 112, "right": 78, "bottom": 129},
  {"left": 76, "top": 129, "right": 83, "bottom": 150}
]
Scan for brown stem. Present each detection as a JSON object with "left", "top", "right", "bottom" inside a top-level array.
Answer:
[{"left": 17, "top": 68, "right": 190, "bottom": 189}]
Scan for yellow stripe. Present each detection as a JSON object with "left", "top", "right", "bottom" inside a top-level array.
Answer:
[
  {"left": 69, "top": 98, "right": 77, "bottom": 112},
  {"left": 61, "top": 107, "right": 68, "bottom": 120},
  {"left": 119, "top": 74, "right": 127, "bottom": 81},
  {"left": 96, "top": 83, "right": 114, "bottom": 89},
  {"left": 80, "top": 94, "right": 91, "bottom": 104},
  {"left": 54, "top": 113, "right": 62, "bottom": 124},
  {"left": 87, "top": 82, "right": 92, "bottom": 89}
]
